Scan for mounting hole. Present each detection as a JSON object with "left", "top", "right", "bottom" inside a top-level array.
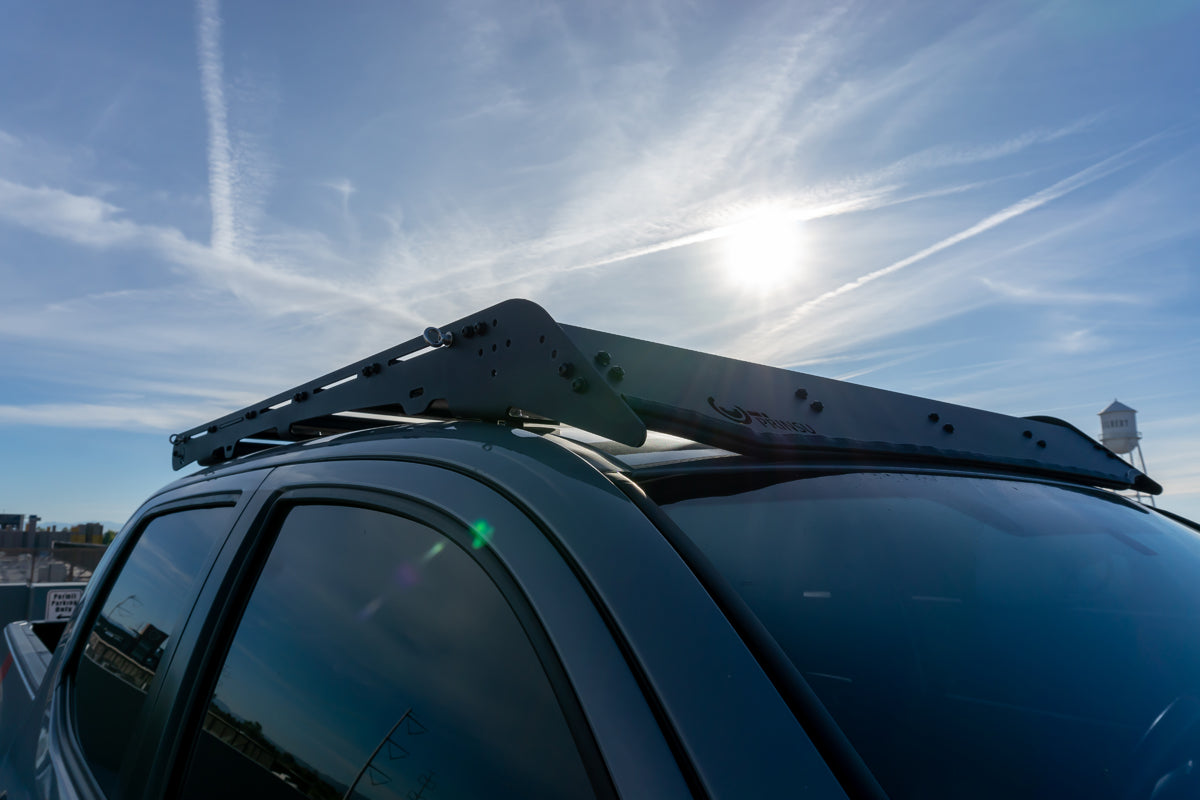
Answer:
[
  {"left": 539, "top": 335, "right": 545, "bottom": 344},
  {"left": 505, "top": 339, "right": 511, "bottom": 347},
  {"left": 491, "top": 343, "right": 497, "bottom": 352},
  {"left": 551, "top": 349, "right": 558, "bottom": 359},
  {"left": 491, "top": 369, "right": 498, "bottom": 377},
  {"left": 492, "top": 318, "right": 498, "bottom": 327}
]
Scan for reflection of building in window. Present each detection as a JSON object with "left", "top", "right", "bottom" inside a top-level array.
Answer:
[
  {"left": 83, "top": 617, "right": 169, "bottom": 691},
  {"left": 200, "top": 706, "right": 341, "bottom": 800}
]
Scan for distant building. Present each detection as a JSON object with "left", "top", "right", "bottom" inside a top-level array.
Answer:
[{"left": 0, "top": 514, "right": 23, "bottom": 531}]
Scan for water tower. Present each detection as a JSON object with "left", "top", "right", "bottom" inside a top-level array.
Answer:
[{"left": 1099, "top": 399, "right": 1154, "bottom": 506}]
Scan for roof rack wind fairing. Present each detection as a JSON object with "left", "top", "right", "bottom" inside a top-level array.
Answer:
[{"left": 170, "top": 299, "right": 1159, "bottom": 495}]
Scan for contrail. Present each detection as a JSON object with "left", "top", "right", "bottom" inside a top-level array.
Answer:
[
  {"left": 196, "top": 0, "right": 236, "bottom": 257},
  {"left": 757, "top": 134, "right": 1163, "bottom": 341}
]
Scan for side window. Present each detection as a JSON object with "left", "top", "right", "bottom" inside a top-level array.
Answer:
[
  {"left": 178, "top": 504, "right": 600, "bottom": 800},
  {"left": 72, "top": 506, "right": 232, "bottom": 796}
]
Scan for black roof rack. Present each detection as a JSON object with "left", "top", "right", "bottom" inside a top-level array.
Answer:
[{"left": 170, "top": 298, "right": 1160, "bottom": 495}]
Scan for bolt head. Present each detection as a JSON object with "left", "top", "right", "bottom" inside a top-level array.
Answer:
[
  {"left": 928, "top": 413, "right": 940, "bottom": 423},
  {"left": 474, "top": 321, "right": 489, "bottom": 336},
  {"left": 810, "top": 401, "right": 824, "bottom": 413},
  {"left": 594, "top": 351, "right": 611, "bottom": 367},
  {"left": 943, "top": 423, "right": 954, "bottom": 433},
  {"left": 795, "top": 388, "right": 808, "bottom": 400},
  {"left": 607, "top": 365, "right": 625, "bottom": 382},
  {"left": 460, "top": 325, "right": 476, "bottom": 339},
  {"left": 571, "top": 377, "right": 589, "bottom": 393},
  {"left": 558, "top": 362, "right": 575, "bottom": 378}
]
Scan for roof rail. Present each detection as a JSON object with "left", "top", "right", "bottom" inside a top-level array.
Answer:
[{"left": 170, "top": 299, "right": 1160, "bottom": 495}]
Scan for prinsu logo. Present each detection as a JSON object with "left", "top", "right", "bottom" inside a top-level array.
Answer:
[{"left": 706, "top": 397, "right": 817, "bottom": 434}]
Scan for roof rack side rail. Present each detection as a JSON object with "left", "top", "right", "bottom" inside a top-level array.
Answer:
[{"left": 170, "top": 299, "right": 1158, "bottom": 495}]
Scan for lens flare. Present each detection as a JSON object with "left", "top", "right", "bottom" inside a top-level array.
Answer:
[{"left": 470, "top": 519, "right": 495, "bottom": 550}]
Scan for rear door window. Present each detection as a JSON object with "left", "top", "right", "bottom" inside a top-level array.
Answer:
[
  {"left": 177, "top": 502, "right": 600, "bottom": 800},
  {"left": 72, "top": 505, "right": 233, "bottom": 796}
]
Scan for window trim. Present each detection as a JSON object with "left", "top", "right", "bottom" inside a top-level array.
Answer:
[
  {"left": 164, "top": 485, "right": 618, "bottom": 800},
  {"left": 57, "top": 492, "right": 243, "bottom": 800}
]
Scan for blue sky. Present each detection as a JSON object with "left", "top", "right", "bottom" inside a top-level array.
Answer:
[{"left": 1, "top": 0, "right": 1198, "bottom": 526}]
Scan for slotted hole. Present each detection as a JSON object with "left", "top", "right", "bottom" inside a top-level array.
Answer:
[
  {"left": 491, "top": 369, "right": 498, "bottom": 377},
  {"left": 538, "top": 335, "right": 545, "bottom": 344},
  {"left": 491, "top": 344, "right": 497, "bottom": 352},
  {"left": 409, "top": 387, "right": 424, "bottom": 399},
  {"left": 477, "top": 348, "right": 484, "bottom": 357},
  {"left": 551, "top": 349, "right": 558, "bottom": 359},
  {"left": 505, "top": 339, "right": 511, "bottom": 347}
]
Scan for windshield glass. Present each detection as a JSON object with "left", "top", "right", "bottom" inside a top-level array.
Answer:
[{"left": 648, "top": 471, "right": 1200, "bottom": 800}]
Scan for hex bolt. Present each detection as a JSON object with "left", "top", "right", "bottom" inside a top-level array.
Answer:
[
  {"left": 361, "top": 362, "right": 381, "bottom": 378},
  {"left": 571, "top": 377, "right": 589, "bottom": 393},
  {"left": 293, "top": 391, "right": 308, "bottom": 403},
  {"left": 928, "top": 413, "right": 940, "bottom": 423},
  {"left": 607, "top": 365, "right": 625, "bottom": 382},
  {"left": 207, "top": 425, "right": 218, "bottom": 434},
  {"left": 810, "top": 401, "right": 824, "bottom": 413},
  {"left": 943, "top": 423, "right": 955, "bottom": 433},
  {"left": 245, "top": 410, "right": 258, "bottom": 420},
  {"left": 594, "top": 351, "right": 611, "bottom": 367},
  {"left": 460, "top": 325, "right": 476, "bottom": 339},
  {"left": 474, "top": 321, "right": 489, "bottom": 336},
  {"left": 1023, "top": 430, "right": 1033, "bottom": 439},
  {"left": 558, "top": 362, "right": 575, "bottom": 378},
  {"left": 795, "top": 388, "right": 808, "bottom": 400},
  {"left": 1037, "top": 440, "right": 1047, "bottom": 448}
]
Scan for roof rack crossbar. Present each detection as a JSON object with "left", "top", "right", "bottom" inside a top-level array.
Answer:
[{"left": 171, "top": 299, "right": 1158, "bottom": 495}]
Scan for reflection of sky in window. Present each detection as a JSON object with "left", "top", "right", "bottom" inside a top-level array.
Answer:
[
  {"left": 658, "top": 473, "right": 1200, "bottom": 798},
  {"left": 208, "top": 505, "right": 594, "bottom": 799},
  {"left": 97, "top": 508, "right": 232, "bottom": 637}
]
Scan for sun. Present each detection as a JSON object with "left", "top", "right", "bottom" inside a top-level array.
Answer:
[{"left": 719, "top": 207, "right": 805, "bottom": 294}]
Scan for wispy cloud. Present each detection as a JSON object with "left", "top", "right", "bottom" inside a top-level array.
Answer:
[
  {"left": 196, "top": 0, "right": 237, "bottom": 257},
  {"left": 742, "top": 133, "right": 1163, "bottom": 357}
]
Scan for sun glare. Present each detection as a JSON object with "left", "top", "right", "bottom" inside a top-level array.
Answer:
[{"left": 720, "top": 207, "right": 804, "bottom": 294}]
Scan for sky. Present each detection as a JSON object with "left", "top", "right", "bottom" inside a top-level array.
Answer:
[{"left": 1, "top": 0, "right": 1198, "bottom": 527}]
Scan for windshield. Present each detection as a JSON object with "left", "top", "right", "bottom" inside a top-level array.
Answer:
[{"left": 648, "top": 471, "right": 1200, "bottom": 800}]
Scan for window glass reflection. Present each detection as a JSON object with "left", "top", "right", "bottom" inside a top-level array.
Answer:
[
  {"left": 74, "top": 507, "right": 231, "bottom": 796},
  {"left": 181, "top": 504, "right": 596, "bottom": 800},
  {"left": 653, "top": 472, "right": 1200, "bottom": 800}
]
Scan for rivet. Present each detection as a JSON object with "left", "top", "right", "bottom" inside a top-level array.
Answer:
[
  {"left": 795, "top": 388, "right": 808, "bottom": 400},
  {"left": 571, "top": 377, "right": 589, "bottom": 393},
  {"left": 594, "top": 351, "right": 611, "bottom": 367},
  {"left": 810, "top": 401, "right": 824, "bottom": 413},
  {"left": 943, "top": 423, "right": 954, "bottom": 433},
  {"left": 928, "top": 413, "right": 940, "bottom": 423},
  {"left": 245, "top": 410, "right": 257, "bottom": 420},
  {"left": 608, "top": 365, "right": 625, "bottom": 382},
  {"left": 558, "top": 362, "right": 575, "bottom": 378}
]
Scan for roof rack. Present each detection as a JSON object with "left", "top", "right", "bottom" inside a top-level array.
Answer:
[{"left": 170, "top": 299, "right": 1160, "bottom": 495}]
